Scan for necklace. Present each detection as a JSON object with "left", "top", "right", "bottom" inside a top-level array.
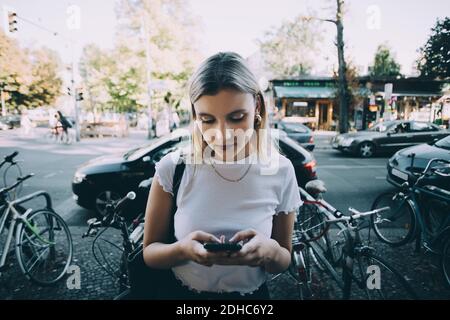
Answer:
[{"left": 208, "top": 157, "right": 253, "bottom": 182}]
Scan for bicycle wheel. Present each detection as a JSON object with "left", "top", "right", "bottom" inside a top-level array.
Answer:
[
  {"left": 345, "top": 252, "right": 417, "bottom": 300},
  {"left": 3, "top": 163, "right": 22, "bottom": 200},
  {"left": 289, "top": 244, "right": 320, "bottom": 299},
  {"left": 371, "top": 192, "right": 416, "bottom": 246},
  {"left": 15, "top": 209, "right": 73, "bottom": 285},
  {"left": 441, "top": 235, "right": 450, "bottom": 288},
  {"left": 297, "top": 201, "right": 329, "bottom": 241}
]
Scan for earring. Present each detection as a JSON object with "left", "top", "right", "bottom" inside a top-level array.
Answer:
[{"left": 255, "top": 113, "right": 262, "bottom": 126}]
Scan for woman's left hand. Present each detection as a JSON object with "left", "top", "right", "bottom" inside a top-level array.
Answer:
[{"left": 213, "top": 229, "right": 280, "bottom": 267}]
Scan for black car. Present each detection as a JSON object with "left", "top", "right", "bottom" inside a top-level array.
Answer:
[
  {"left": 72, "top": 129, "right": 317, "bottom": 216},
  {"left": 273, "top": 120, "right": 315, "bottom": 151},
  {"left": 332, "top": 120, "right": 450, "bottom": 158},
  {"left": 387, "top": 135, "right": 450, "bottom": 190}
]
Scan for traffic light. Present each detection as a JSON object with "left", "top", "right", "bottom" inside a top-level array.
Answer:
[
  {"left": 7, "top": 10, "right": 18, "bottom": 33},
  {"left": 76, "top": 89, "right": 83, "bottom": 101}
]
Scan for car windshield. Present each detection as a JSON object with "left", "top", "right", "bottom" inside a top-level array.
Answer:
[
  {"left": 368, "top": 122, "right": 395, "bottom": 132},
  {"left": 123, "top": 137, "right": 164, "bottom": 160},
  {"left": 435, "top": 135, "right": 450, "bottom": 150}
]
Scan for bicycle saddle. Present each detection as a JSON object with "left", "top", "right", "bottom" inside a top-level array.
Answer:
[{"left": 305, "top": 179, "right": 327, "bottom": 195}]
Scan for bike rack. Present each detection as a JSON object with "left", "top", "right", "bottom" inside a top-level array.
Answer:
[{"left": 9, "top": 190, "right": 54, "bottom": 211}]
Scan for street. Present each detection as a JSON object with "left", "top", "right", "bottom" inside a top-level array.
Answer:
[{"left": 1, "top": 129, "right": 449, "bottom": 300}]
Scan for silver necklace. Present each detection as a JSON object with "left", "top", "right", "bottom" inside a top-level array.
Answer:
[{"left": 208, "top": 157, "right": 253, "bottom": 182}]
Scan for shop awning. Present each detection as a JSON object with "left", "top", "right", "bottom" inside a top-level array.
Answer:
[
  {"left": 273, "top": 86, "right": 371, "bottom": 99},
  {"left": 273, "top": 86, "right": 336, "bottom": 99}
]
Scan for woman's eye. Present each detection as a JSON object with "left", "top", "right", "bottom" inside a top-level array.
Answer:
[
  {"left": 230, "top": 114, "right": 245, "bottom": 122},
  {"left": 201, "top": 118, "right": 214, "bottom": 124}
]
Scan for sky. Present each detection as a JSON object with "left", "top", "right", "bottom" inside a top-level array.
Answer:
[{"left": 1, "top": 0, "right": 449, "bottom": 79}]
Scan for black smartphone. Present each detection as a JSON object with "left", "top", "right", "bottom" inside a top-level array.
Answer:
[{"left": 203, "top": 242, "right": 242, "bottom": 252}]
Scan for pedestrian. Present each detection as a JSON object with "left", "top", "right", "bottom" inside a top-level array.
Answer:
[
  {"left": 20, "top": 110, "right": 33, "bottom": 137},
  {"left": 143, "top": 52, "right": 302, "bottom": 299}
]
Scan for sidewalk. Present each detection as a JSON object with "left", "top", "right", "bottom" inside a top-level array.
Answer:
[{"left": 1, "top": 226, "right": 449, "bottom": 300}]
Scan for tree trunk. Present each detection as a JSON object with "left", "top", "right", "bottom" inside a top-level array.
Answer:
[{"left": 336, "top": 0, "right": 349, "bottom": 133}]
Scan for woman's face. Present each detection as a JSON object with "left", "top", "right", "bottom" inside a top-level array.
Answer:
[{"left": 193, "top": 89, "right": 259, "bottom": 160}]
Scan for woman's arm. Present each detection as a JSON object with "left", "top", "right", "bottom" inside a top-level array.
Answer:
[
  {"left": 143, "top": 176, "right": 222, "bottom": 269},
  {"left": 142, "top": 176, "right": 187, "bottom": 269},
  {"left": 265, "top": 211, "right": 295, "bottom": 273}
]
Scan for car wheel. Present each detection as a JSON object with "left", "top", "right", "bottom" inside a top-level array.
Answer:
[
  {"left": 358, "top": 142, "right": 375, "bottom": 158},
  {"left": 95, "top": 190, "right": 121, "bottom": 217}
]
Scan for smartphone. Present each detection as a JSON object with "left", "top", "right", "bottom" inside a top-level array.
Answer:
[{"left": 203, "top": 242, "right": 242, "bottom": 252}]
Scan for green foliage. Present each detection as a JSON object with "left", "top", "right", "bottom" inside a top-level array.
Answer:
[
  {"left": 417, "top": 17, "right": 450, "bottom": 79},
  {"left": 0, "top": 31, "right": 62, "bottom": 113},
  {"left": 369, "top": 44, "right": 402, "bottom": 78}
]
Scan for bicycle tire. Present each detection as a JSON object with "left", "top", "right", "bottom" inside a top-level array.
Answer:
[
  {"left": 343, "top": 251, "right": 417, "bottom": 300},
  {"left": 371, "top": 191, "right": 416, "bottom": 246},
  {"left": 15, "top": 209, "right": 73, "bottom": 285}
]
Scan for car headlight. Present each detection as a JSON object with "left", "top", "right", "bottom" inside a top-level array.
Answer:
[
  {"left": 340, "top": 138, "right": 354, "bottom": 147},
  {"left": 73, "top": 172, "right": 86, "bottom": 184}
]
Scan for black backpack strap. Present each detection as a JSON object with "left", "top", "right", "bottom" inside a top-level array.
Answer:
[{"left": 167, "top": 155, "right": 185, "bottom": 243}]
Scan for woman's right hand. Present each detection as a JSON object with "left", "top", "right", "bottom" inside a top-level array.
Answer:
[{"left": 178, "top": 231, "right": 223, "bottom": 267}]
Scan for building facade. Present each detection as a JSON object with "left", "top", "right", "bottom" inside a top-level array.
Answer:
[{"left": 268, "top": 77, "right": 449, "bottom": 131}]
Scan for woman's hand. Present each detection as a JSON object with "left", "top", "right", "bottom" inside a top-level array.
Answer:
[
  {"left": 213, "top": 229, "right": 281, "bottom": 267},
  {"left": 178, "top": 231, "right": 229, "bottom": 267}
]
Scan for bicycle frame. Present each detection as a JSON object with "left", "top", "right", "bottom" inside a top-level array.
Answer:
[
  {"left": 0, "top": 190, "right": 55, "bottom": 270},
  {"left": 401, "top": 185, "right": 450, "bottom": 249}
]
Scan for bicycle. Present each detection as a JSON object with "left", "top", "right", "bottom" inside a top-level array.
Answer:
[
  {"left": 45, "top": 126, "right": 73, "bottom": 145},
  {"left": 1, "top": 151, "right": 23, "bottom": 200},
  {"left": 288, "top": 183, "right": 417, "bottom": 299},
  {"left": 82, "top": 191, "right": 142, "bottom": 298},
  {"left": 371, "top": 158, "right": 450, "bottom": 252},
  {"left": 0, "top": 174, "right": 73, "bottom": 285}
]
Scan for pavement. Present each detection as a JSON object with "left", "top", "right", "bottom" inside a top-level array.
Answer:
[{"left": 1, "top": 127, "right": 450, "bottom": 299}]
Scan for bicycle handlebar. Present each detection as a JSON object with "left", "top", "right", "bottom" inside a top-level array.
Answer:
[
  {"left": 0, "top": 173, "right": 34, "bottom": 195},
  {"left": 82, "top": 191, "right": 136, "bottom": 238},
  {"left": 326, "top": 206, "right": 390, "bottom": 224},
  {"left": 4, "top": 151, "right": 18, "bottom": 163},
  {"left": 422, "top": 158, "right": 450, "bottom": 177}
]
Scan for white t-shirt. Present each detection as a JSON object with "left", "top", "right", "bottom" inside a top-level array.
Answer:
[{"left": 154, "top": 148, "right": 303, "bottom": 294}]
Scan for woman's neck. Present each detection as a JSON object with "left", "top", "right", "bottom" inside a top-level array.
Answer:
[{"left": 211, "top": 142, "right": 256, "bottom": 163}]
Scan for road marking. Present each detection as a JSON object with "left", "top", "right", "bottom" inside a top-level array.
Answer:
[{"left": 43, "top": 173, "right": 56, "bottom": 178}]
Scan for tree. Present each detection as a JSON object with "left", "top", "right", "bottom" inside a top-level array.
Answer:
[
  {"left": 24, "top": 48, "right": 63, "bottom": 109},
  {"left": 369, "top": 44, "right": 402, "bottom": 78},
  {"left": 0, "top": 30, "right": 62, "bottom": 113},
  {"left": 257, "top": 16, "right": 323, "bottom": 78},
  {"left": 80, "top": 0, "right": 202, "bottom": 117},
  {"left": 417, "top": 17, "right": 450, "bottom": 79}
]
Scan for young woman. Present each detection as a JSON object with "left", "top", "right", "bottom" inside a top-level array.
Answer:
[{"left": 143, "top": 52, "right": 302, "bottom": 299}]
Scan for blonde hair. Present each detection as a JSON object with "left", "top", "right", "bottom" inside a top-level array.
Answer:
[{"left": 185, "top": 52, "right": 279, "bottom": 165}]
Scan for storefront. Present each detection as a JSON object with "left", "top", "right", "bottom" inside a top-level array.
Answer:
[
  {"left": 269, "top": 77, "right": 449, "bottom": 131},
  {"left": 270, "top": 78, "right": 337, "bottom": 130}
]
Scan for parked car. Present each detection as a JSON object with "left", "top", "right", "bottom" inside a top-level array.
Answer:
[
  {"left": 72, "top": 129, "right": 317, "bottom": 216},
  {"left": 273, "top": 120, "right": 315, "bottom": 151},
  {"left": 386, "top": 135, "right": 450, "bottom": 190},
  {"left": 0, "top": 115, "right": 21, "bottom": 129},
  {"left": 331, "top": 120, "right": 450, "bottom": 158}
]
